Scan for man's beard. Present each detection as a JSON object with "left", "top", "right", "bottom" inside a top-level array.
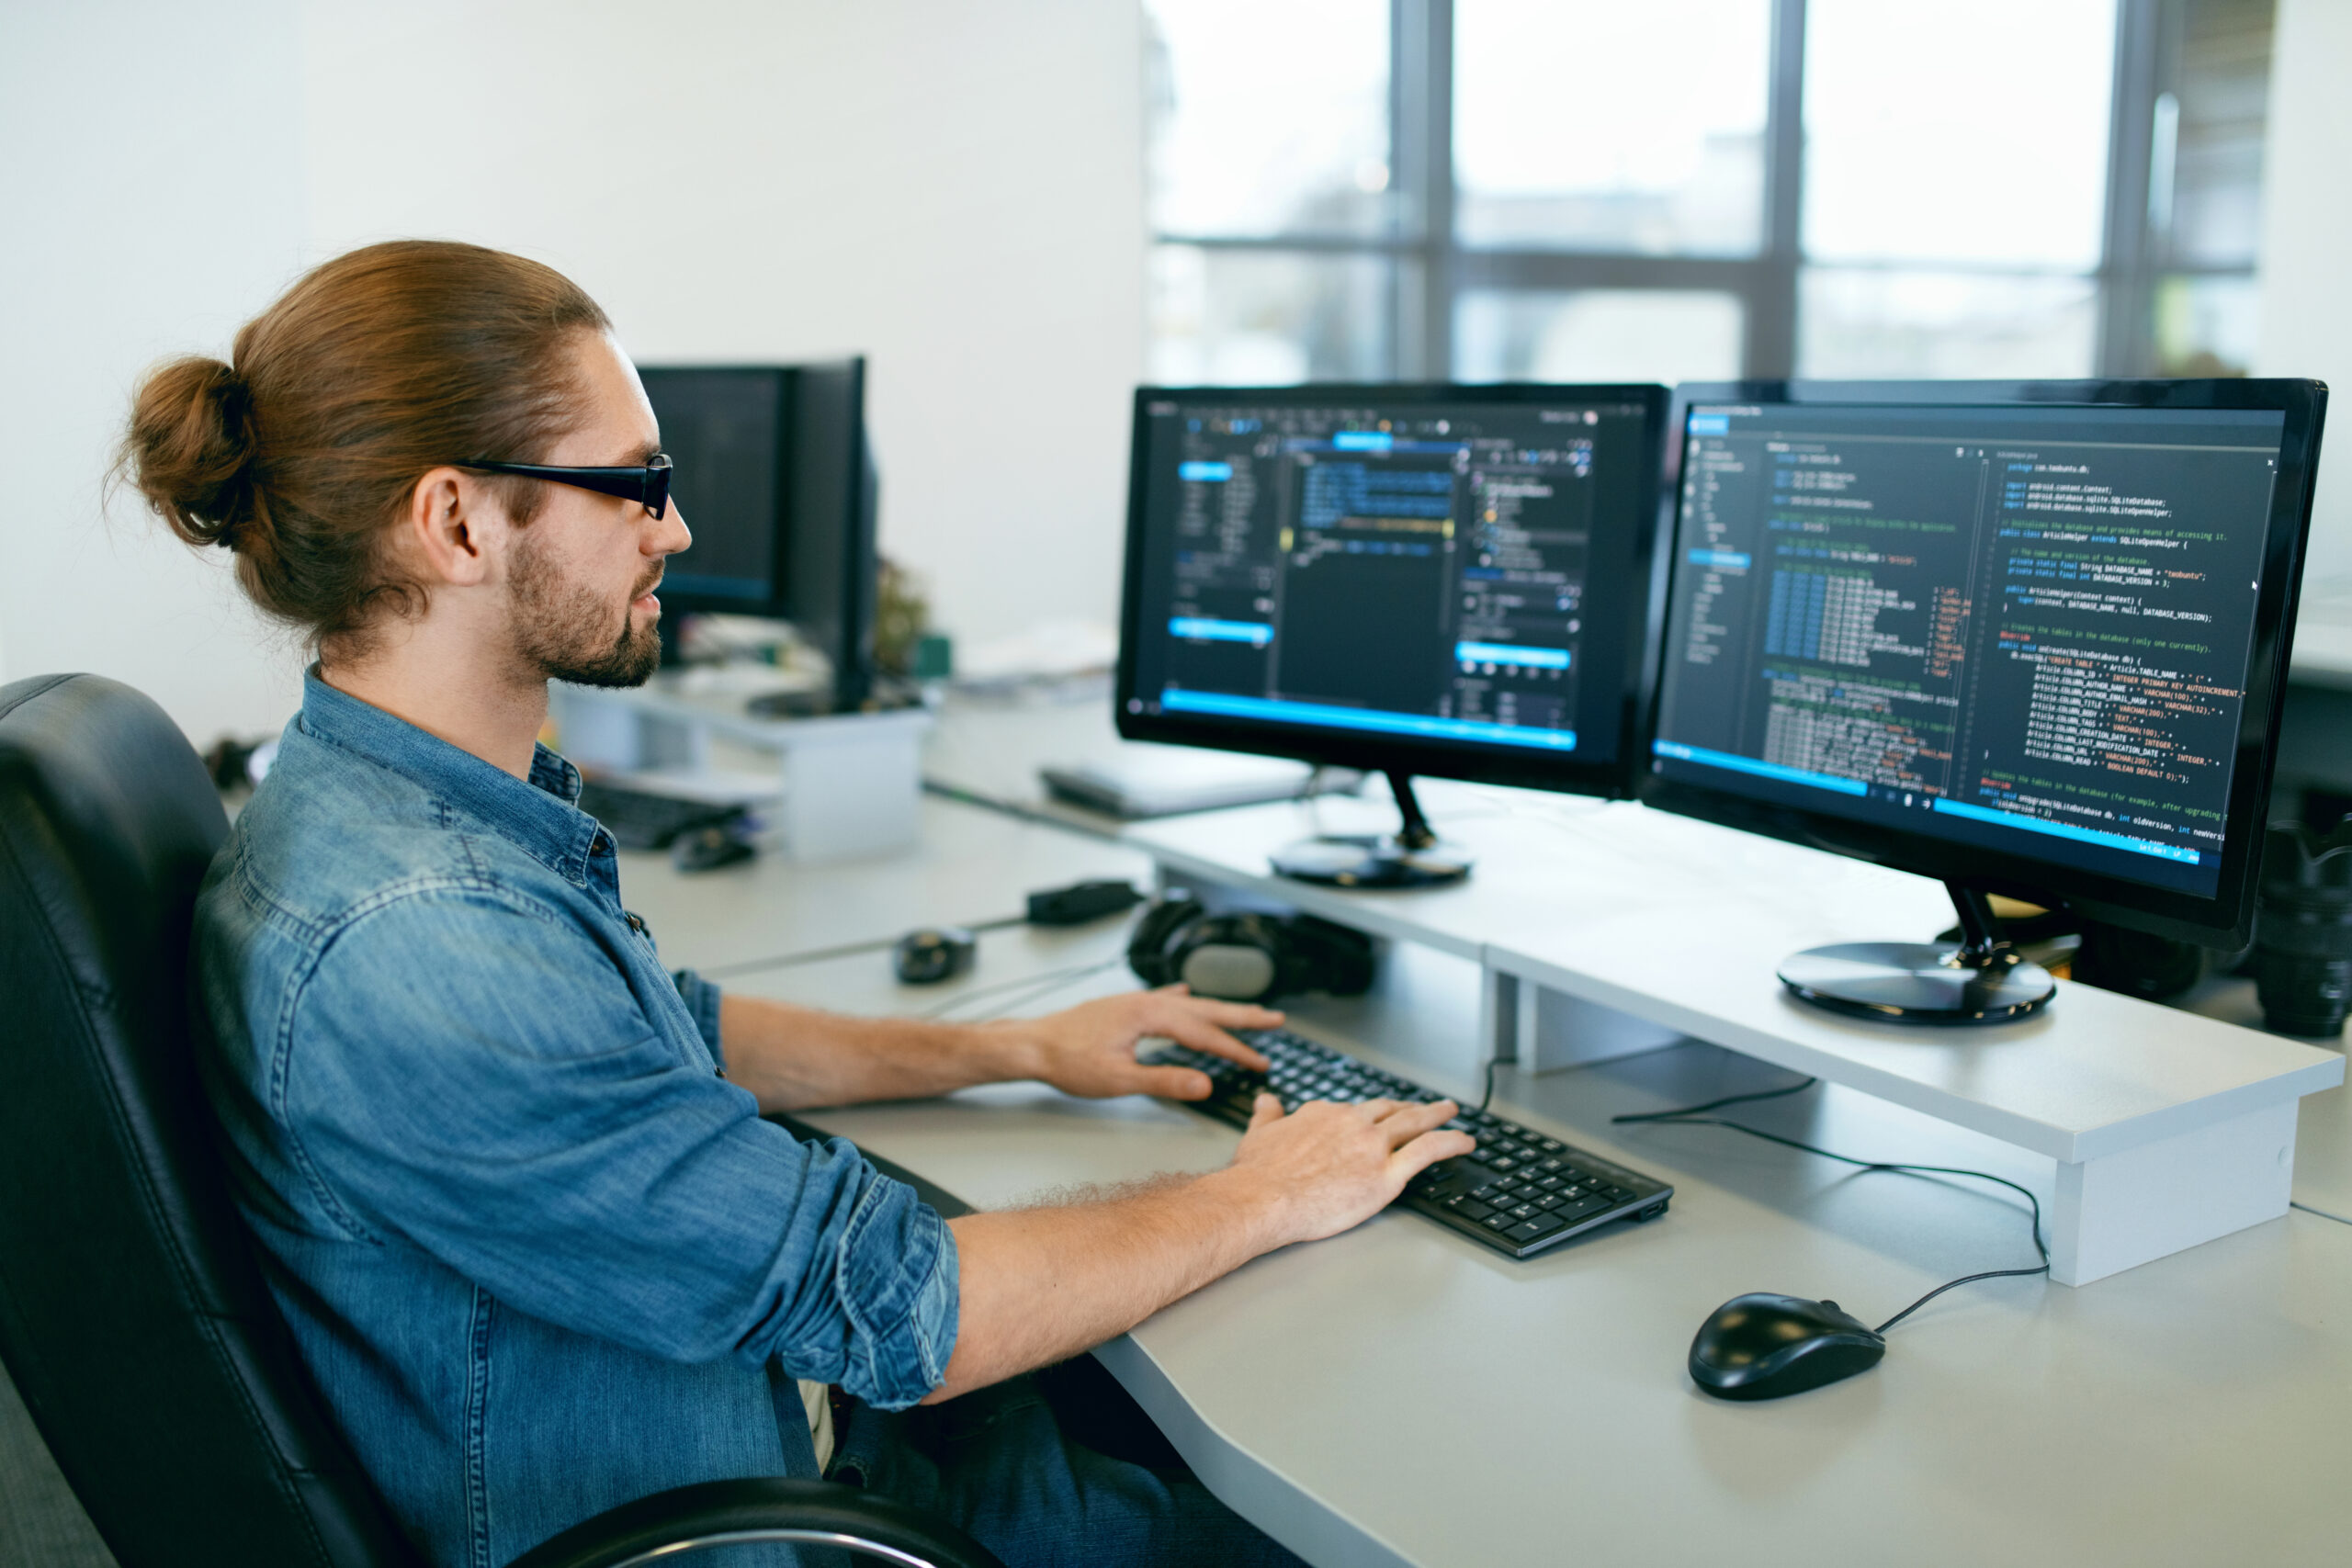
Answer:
[{"left": 508, "top": 533, "right": 662, "bottom": 689}]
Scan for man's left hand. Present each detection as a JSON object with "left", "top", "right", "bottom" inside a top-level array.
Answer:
[{"left": 989, "top": 985, "right": 1280, "bottom": 1100}]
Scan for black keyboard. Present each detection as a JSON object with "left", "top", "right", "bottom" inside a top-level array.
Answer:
[
  {"left": 1149, "top": 1029, "right": 1671, "bottom": 1260},
  {"left": 576, "top": 779, "right": 745, "bottom": 851}
]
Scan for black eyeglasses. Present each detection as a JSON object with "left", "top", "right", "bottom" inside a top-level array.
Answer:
[{"left": 459, "top": 453, "right": 673, "bottom": 518}]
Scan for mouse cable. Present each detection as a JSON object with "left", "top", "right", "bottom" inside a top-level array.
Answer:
[
  {"left": 917, "top": 956, "right": 1129, "bottom": 1021},
  {"left": 1482, "top": 1066, "right": 1821, "bottom": 1122},
  {"left": 955, "top": 959, "right": 1136, "bottom": 1023},
  {"left": 1612, "top": 1097, "right": 2050, "bottom": 1336},
  {"left": 1611, "top": 1076, "right": 1821, "bottom": 1122},
  {"left": 701, "top": 917, "right": 1026, "bottom": 980}
]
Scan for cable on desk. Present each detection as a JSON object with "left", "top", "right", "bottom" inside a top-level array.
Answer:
[
  {"left": 958, "top": 959, "right": 1134, "bottom": 1022},
  {"left": 1612, "top": 1091, "right": 2050, "bottom": 1336},
  {"left": 2291, "top": 1199, "right": 2352, "bottom": 1228},
  {"left": 917, "top": 957, "right": 1127, "bottom": 1021},
  {"left": 920, "top": 777, "right": 1122, "bottom": 842},
  {"left": 1612, "top": 1076, "right": 1820, "bottom": 1122},
  {"left": 702, "top": 917, "right": 1025, "bottom": 980}
]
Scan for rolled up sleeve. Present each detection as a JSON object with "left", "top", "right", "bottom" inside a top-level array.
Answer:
[{"left": 284, "top": 885, "right": 956, "bottom": 1409}]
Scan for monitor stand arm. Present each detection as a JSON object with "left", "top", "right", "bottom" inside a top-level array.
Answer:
[
  {"left": 1776, "top": 879, "right": 2057, "bottom": 1025},
  {"left": 1268, "top": 771, "right": 1476, "bottom": 889},
  {"left": 1946, "top": 883, "right": 2007, "bottom": 969},
  {"left": 1387, "top": 771, "right": 1440, "bottom": 852}
]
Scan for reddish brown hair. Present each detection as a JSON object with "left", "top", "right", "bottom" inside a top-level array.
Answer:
[{"left": 121, "top": 240, "right": 611, "bottom": 651}]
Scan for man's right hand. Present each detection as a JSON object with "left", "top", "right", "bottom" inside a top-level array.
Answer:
[{"left": 1224, "top": 1092, "right": 1476, "bottom": 1248}]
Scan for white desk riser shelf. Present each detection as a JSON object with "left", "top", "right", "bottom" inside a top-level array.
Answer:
[{"left": 1125, "top": 784, "right": 2345, "bottom": 1287}]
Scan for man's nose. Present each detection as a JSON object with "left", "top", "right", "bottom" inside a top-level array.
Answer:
[{"left": 652, "top": 501, "right": 690, "bottom": 557}]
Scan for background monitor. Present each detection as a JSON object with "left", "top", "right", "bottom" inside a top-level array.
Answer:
[
  {"left": 1117, "top": 382, "right": 1669, "bottom": 885},
  {"left": 1644, "top": 378, "right": 2326, "bottom": 1020},
  {"left": 637, "top": 360, "right": 880, "bottom": 709}
]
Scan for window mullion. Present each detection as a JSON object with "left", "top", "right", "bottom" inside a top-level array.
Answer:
[
  {"left": 1396, "top": 0, "right": 1455, "bottom": 378},
  {"left": 2098, "top": 0, "right": 2168, "bottom": 377},
  {"left": 1755, "top": 0, "right": 1807, "bottom": 376}
]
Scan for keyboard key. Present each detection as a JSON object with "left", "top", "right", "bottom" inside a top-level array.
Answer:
[
  {"left": 1535, "top": 1175, "right": 1565, "bottom": 1191},
  {"left": 1533, "top": 1193, "right": 1563, "bottom": 1211},
  {"left": 1487, "top": 1157, "right": 1520, "bottom": 1174},
  {"left": 1455, "top": 1200, "right": 1496, "bottom": 1222},
  {"left": 1540, "top": 1138, "right": 1566, "bottom": 1154},
  {"left": 1506, "top": 1221, "right": 1546, "bottom": 1243},
  {"left": 1554, "top": 1195, "right": 1611, "bottom": 1223},
  {"left": 1481, "top": 1213, "right": 1517, "bottom": 1232},
  {"left": 1522, "top": 1213, "right": 1566, "bottom": 1237}
]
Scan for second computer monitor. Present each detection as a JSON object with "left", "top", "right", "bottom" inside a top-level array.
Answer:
[
  {"left": 1645, "top": 378, "right": 2325, "bottom": 1019},
  {"left": 637, "top": 359, "right": 879, "bottom": 709},
  {"left": 1117, "top": 383, "right": 1668, "bottom": 883}
]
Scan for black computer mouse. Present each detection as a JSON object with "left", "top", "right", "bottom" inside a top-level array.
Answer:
[
  {"left": 1688, "top": 1292, "right": 1886, "bottom": 1401},
  {"left": 893, "top": 927, "right": 976, "bottom": 985},
  {"left": 671, "top": 819, "right": 756, "bottom": 874}
]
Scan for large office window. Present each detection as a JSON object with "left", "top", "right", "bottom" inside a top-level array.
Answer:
[{"left": 1143, "top": 0, "right": 2273, "bottom": 384}]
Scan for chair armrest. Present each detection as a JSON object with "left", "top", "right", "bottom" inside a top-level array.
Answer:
[{"left": 503, "top": 1476, "right": 1007, "bottom": 1568}]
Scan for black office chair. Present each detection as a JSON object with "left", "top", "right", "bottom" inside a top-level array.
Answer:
[{"left": 0, "top": 673, "right": 1001, "bottom": 1568}]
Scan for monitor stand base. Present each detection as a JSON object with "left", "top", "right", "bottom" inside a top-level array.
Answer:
[
  {"left": 1271, "top": 770, "right": 1473, "bottom": 889},
  {"left": 1778, "top": 883, "right": 2055, "bottom": 1025}
]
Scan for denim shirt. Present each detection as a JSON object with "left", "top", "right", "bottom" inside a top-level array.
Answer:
[{"left": 194, "top": 673, "right": 958, "bottom": 1568}]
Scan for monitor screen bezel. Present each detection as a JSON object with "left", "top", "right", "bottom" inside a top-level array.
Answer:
[
  {"left": 1114, "top": 381, "right": 1671, "bottom": 800},
  {"left": 1638, "top": 377, "right": 2327, "bottom": 948}
]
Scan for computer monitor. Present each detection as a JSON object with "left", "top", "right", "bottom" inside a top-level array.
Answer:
[
  {"left": 637, "top": 360, "right": 880, "bottom": 709},
  {"left": 1117, "top": 382, "right": 1669, "bottom": 886},
  {"left": 1645, "top": 378, "right": 2326, "bottom": 1022}
]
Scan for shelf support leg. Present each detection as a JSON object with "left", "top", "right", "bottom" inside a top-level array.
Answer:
[{"left": 2049, "top": 1100, "right": 2299, "bottom": 1285}]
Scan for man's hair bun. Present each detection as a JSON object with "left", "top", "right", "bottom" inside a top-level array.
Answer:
[{"left": 123, "top": 355, "right": 263, "bottom": 550}]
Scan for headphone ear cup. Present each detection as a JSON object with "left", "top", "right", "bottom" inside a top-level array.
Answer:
[
  {"left": 1172, "top": 912, "right": 1284, "bottom": 1002},
  {"left": 1126, "top": 894, "right": 1205, "bottom": 987},
  {"left": 1278, "top": 915, "right": 1377, "bottom": 998}
]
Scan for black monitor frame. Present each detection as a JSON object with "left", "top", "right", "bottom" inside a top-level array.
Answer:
[
  {"left": 1114, "top": 381, "right": 1671, "bottom": 801},
  {"left": 1639, "top": 378, "right": 2328, "bottom": 950},
  {"left": 637, "top": 359, "right": 878, "bottom": 709}
]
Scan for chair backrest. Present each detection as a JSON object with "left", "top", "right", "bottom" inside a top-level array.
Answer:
[{"left": 0, "top": 674, "right": 414, "bottom": 1567}]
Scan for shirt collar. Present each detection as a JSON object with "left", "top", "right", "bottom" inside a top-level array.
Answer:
[{"left": 296, "top": 669, "right": 603, "bottom": 883}]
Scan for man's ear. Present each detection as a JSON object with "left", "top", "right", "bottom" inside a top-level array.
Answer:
[{"left": 403, "top": 466, "right": 501, "bottom": 588}]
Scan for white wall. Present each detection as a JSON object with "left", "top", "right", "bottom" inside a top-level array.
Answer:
[
  {"left": 0, "top": 0, "right": 311, "bottom": 743},
  {"left": 0, "top": 0, "right": 1146, "bottom": 744},
  {"left": 2254, "top": 0, "right": 2352, "bottom": 592}
]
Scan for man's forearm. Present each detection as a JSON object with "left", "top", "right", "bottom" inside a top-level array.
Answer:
[
  {"left": 719, "top": 994, "right": 1035, "bottom": 1111},
  {"left": 927, "top": 1168, "right": 1283, "bottom": 1403}
]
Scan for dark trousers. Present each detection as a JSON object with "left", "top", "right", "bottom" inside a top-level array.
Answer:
[{"left": 830, "top": 1357, "right": 1305, "bottom": 1568}]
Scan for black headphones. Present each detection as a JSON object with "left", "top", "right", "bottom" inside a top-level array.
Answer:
[{"left": 1127, "top": 892, "right": 1376, "bottom": 1003}]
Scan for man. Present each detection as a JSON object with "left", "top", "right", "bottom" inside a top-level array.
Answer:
[{"left": 129, "top": 241, "right": 1470, "bottom": 1567}]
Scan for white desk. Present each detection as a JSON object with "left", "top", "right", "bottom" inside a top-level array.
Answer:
[
  {"left": 1127, "top": 785, "right": 2344, "bottom": 1285},
  {"left": 632, "top": 744, "right": 2352, "bottom": 1568}
]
